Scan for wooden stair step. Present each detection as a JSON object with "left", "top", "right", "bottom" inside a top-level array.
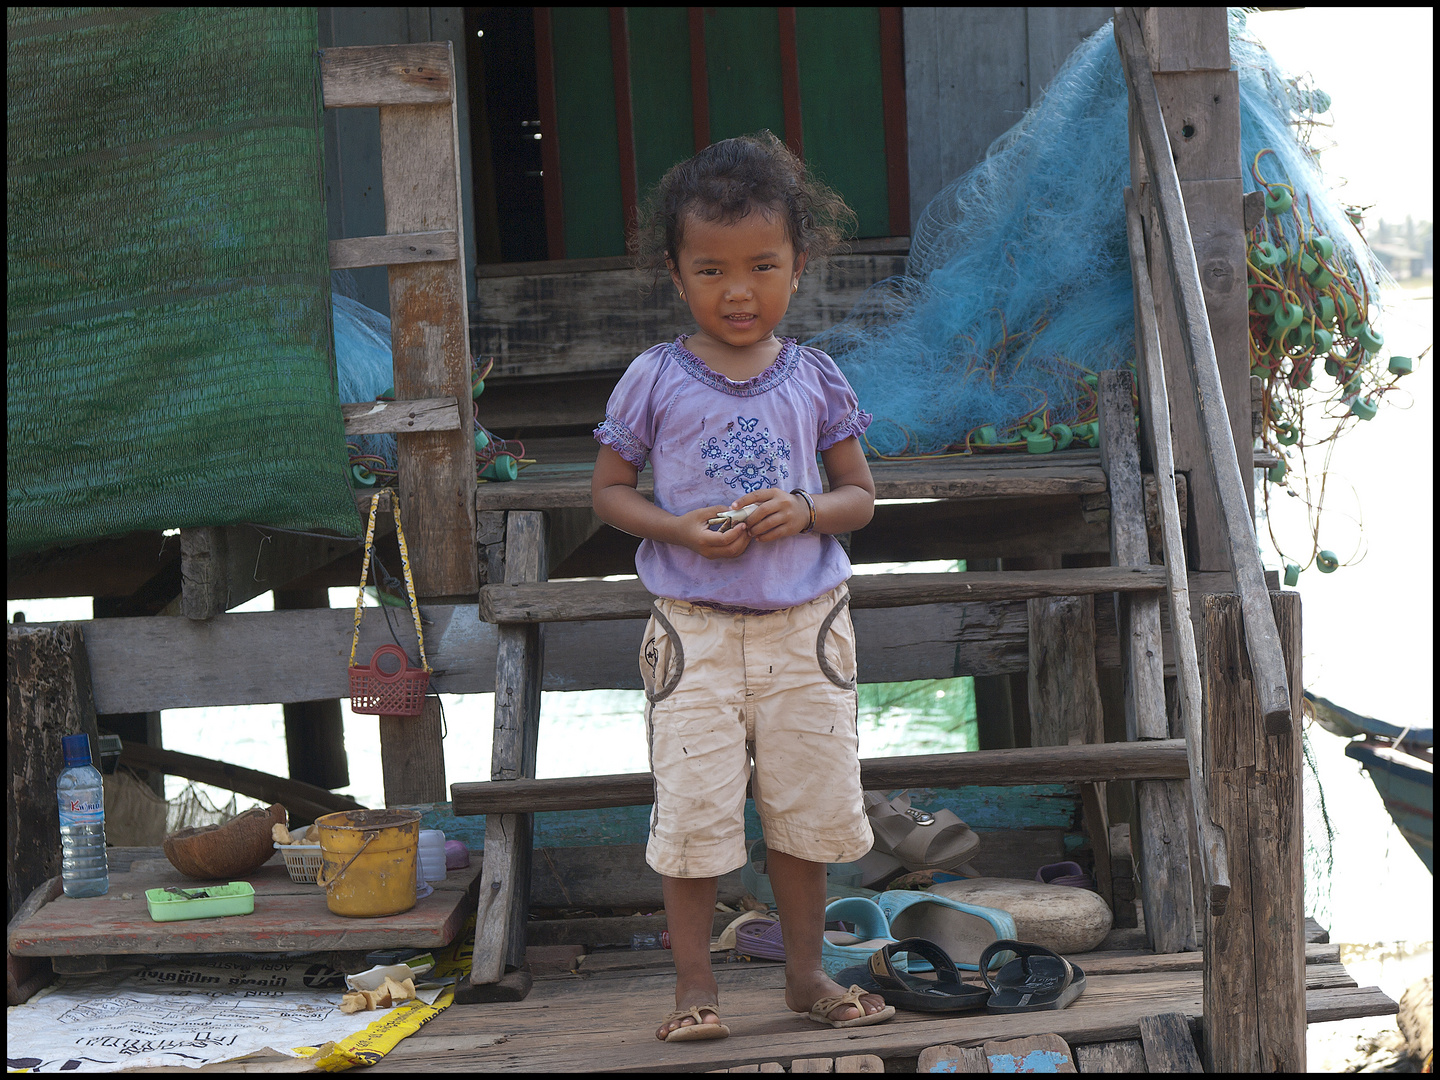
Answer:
[
  {"left": 479, "top": 566, "right": 1166, "bottom": 623},
  {"left": 451, "top": 739, "right": 1190, "bottom": 815}
]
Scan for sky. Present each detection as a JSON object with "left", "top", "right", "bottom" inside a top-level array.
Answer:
[{"left": 1244, "top": 7, "right": 1433, "bottom": 227}]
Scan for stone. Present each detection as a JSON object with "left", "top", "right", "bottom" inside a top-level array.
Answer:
[
  {"left": 1398, "top": 975, "right": 1432, "bottom": 1065},
  {"left": 930, "top": 876, "right": 1113, "bottom": 954}
]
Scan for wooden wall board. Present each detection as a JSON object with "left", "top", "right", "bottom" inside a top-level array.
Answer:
[
  {"left": 549, "top": 7, "right": 624, "bottom": 260},
  {"left": 470, "top": 253, "right": 907, "bottom": 383},
  {"left": 626, "top": 7, "right": 693, "bottom": 198}
]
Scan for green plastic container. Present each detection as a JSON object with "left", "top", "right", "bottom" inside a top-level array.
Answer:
[{"left": 146, "top": 882, "right": 255, "bottom": 922}]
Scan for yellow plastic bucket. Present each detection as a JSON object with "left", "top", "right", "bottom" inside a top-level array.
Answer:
[{"left": 314, "top": 808, "right": 421, "bottom": 917}]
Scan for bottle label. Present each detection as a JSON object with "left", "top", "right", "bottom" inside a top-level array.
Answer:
[{"left": 60, "top": 797, "right": 104, "bottom": 822}]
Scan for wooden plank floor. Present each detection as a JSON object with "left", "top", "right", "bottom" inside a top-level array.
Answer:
[{"left": 368, "top": 943, "right": 1396, "bottom": 1072}]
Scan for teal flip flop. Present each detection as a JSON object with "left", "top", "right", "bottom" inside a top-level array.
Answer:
[{"left": 875, "top": 889, "right": 1018, "bottom": 971}]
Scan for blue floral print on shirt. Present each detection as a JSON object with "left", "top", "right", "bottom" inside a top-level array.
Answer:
[{"left": 699, "top": 416, "right": 791, "bottom": 494}]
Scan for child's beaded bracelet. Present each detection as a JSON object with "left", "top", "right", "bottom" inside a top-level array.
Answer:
[{"left": 790, "top": 489, "right": 816, "bottom": 534}]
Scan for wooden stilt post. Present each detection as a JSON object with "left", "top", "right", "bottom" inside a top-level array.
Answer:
[
  {"left": 275, "top": 588, "right": 349, "bottom": 805},
  {"left": 466, "top": 511, "right": 546, "bottom": 999},
  {"left": 1202, "top": 590, "right": 1305, "bottom": 1071}
]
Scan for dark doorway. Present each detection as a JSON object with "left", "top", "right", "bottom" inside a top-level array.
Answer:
[{"left": 464, "top": 7, "right": 548, "bottom": 264}]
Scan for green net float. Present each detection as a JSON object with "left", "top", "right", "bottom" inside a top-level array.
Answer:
[
  {"left": 351, "top": 464, "right": 377, "bottom": 486},
  {"left": 1298, "top": 250, "right": 1319, "bottom": 278},
  {"left": 1308, "top": 265, "right": 1333, "bottom": 290},
  {"left": 1356, "top": 323, "right": 1383, "bottom": 354},
  {"left": 973, "top": 425, "right": 997, "bottom": 445},
  {"left": 381, "top": 385, "right": 394, "bottom": 400},
  {"left": 1343, "top": 312, "right": 1366, "bottom": 338},
  {"left": 1312, "top": 327, "right": 1333, "bottom": 354},
  {"left": 1310, "top": 89, "right": 1331, "bottom": 113},
  {"left": 1253, "top": 240, "right": 1284, "bottom": 268},
  {"left": 474, "top": 429, "right": 490, "bottom": 453},
  {"left": 1264, "top": 186, "right": 1293, "bottom": 215},
  {"left": 1283, "top": 562, "right": 1301, "bottom": 586},
  {"left": 1081, "top": 423, "right": 1100, "bottom": 448},
  {"left": 471, "top": 377, "right": 486, "bottom": 399},
  {"left": 1083, "top": 373, "right": 1099, "bottom": 388},
  {"left": 1025, "top": 415, "right": 1046, "bottom": 435},
  {"left": 1317, "top": 295, "right": 1337, "bottom": 326},
  {"left": 1274, "top": 301, "right": 1304, "bottom": 330},
  {"left": 1315, "top": 550, "right": 1339, "bottom": 573},
  {"left": 1251, "top": 362, "right": 1273, "bottom": 379},
  {"left": 1307, "top": 235, "right": 1335, "bottom": 261},
  {"left": 1051, "top": 423, "right": 1075, "bottom": 451},
  {"left": 1254, "top": 288, "right": 1281, "bottom": 316},
  {"left": 1269, "top": 398, "right": 1284, "bottom": 421},
  {"left": 1293, "top": 322, "right": 1314, "bottom": 349},
  {"left": 1288, "top": 357, "right": 1314, "bottom": 390},
  {"left": 1267, "top": 458, "right": 1287, "bottom": 483},
  {"left": 1388, "top": 355, "right": 1413, "bottom": 376},
  {"left": 1025, "top": 433, "right": 1056, "bottom": 454},
  {"left": 1275, "top": 422, "right": 1299, "bottom": 445},
  {"left": 480, "top": 455, "right": 519, "bottom": 482},
  {"left": 1323, "top": 356, "right": 1340, "bottom": 378},
  {"left": 1349, "top": 396, "right": 1378, "bottom": 421},
  {"left": 1266, "top": 319, "right": 1289, "bottom": 345}
]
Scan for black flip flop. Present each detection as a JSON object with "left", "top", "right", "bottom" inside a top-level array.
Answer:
[
  {"left": 978, "top": 939, "right": 1087, "bottom": 1012},
  {"left": 833, "top": 938, "right": 990, "bottom": 1013}
]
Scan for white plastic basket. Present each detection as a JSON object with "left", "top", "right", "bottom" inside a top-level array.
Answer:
[{"left": 273, "top": 841, "right": 324, "bottom": 884}]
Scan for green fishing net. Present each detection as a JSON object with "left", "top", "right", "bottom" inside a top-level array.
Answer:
[{"left": 6, "top": 7, "right": 360, "bottom": 556}]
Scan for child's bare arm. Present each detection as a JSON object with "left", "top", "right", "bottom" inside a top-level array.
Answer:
[
  {"left": 737, "top": 436, "right": 876, "bottom": 542},
  {"left": 592, "top": 445, "right": 751, "bottom": 560}
]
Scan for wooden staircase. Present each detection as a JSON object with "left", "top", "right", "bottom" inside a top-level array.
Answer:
[{"left": 451, "top": 8, "right": 1307, "bottom": 1072}]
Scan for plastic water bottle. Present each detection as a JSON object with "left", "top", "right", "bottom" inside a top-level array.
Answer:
[
  {"left": 57, "top": 733, "right": 108, "bottom": 897},
  {"left": 418, "top": 829, "right": 447, "bottom": 882}
]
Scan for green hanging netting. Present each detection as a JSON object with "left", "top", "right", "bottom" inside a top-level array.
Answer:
[{"left": 7, "top": 7, "right": 360, "bottom": 556}]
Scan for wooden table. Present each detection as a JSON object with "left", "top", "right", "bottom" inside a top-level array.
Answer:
[{"left": 8, "top": 847, "right": 482, "bottom": 973}]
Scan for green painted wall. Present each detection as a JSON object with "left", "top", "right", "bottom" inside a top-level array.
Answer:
[
  {"left": 550, "top": 7, "right": 625, "bottom": 258},
  {"left": 703, "top": 7, "right": 786, "bottom": 145},
  {"left": 627, "top": 7, "right": 693, "bottom": 200},
  {"left": 796, "top": 7, "right": 891, "bottom": 238}
]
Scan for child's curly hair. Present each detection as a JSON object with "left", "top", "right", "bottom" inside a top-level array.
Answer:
[{"left": 631, "top": 130, "right": 856, "bottom": 282}]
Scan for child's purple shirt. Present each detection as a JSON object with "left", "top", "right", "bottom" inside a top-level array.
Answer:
[{"left": 593, "top": 335, "right": 871, "bottom": 610}]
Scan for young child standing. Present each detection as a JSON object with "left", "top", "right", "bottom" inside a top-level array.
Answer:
[{"left": 592, "top": 132, "right": 893, "bottom": 1041}]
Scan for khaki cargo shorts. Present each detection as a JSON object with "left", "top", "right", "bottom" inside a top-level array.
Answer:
[{"left": 639, "top": 582, "right": 873, "bottom": 879}]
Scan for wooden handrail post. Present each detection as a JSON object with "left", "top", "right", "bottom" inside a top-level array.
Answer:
[
  {"left": 1202, "top": 591, "right": 1305, "bottom": 1071},
  {"left": 1114, "top": 6, "right": 1291, "bottom": 734}
]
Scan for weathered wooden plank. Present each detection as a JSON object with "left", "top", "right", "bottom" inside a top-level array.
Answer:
[
  {"left": 481, "top": 567, "right": 1166, "bottom": 623},
  {"left": 985, "top": 1035, "right": 1076, "bottom": 1072},
  {"left": 1202, "top": 591, "right": 1306, "bottom": 1071},
  {"left": 917, "top": 1044, "right": 988, "bottom": 1072},
  {"left": 473, "top": 513, "right": 547, "bottom": 987},
  {"left": 179, "top": 527, "right": 226, "bottom": 620},
  {"left": 1099, "top": 371, "right": 1168, "bottom": 742},
  {"left": 117, "top": 740, "right": 361, "bottom": 822},
  {"left": 452, "top": 740, "right": 1190, "bottom": 815},
  {"left": 1074, "top": 1039, "right": 1148, "bottom": 1073},
  {"left": 1134, "top": 778, "right": 1198, "bottom": 953},
  {"left": 320, "top": 43, "right": 454, "bottom": 108},
  {"left": 832, "top": 1055, "right": 884, "bottom": 1073},
  {"left": 341, "top": 396, "right": 464, "bottom": 436},
  {"left": 1122, "top": 184, "right": 1230, "bottom": 915},
  {"left": 472, "top": 254, "right": 907, "bottom": 381},
  {"left": 377, "top": 44, "right": 477, "bottom": 600},
  {"left": 1138, "top": 1012, "right": 1204, "bottom": 1072},
  {"left": 789, "top": 1059, "right": 834, "bottom": 1074},
  {"left": 1028, "top": 594, "right": 1104, "bottom": 747},
  {"left": 329, "top": 230, "right": 458, "bottom": 270},
  {"left": 1141, "top": 7, "right": 1230, "bottom": 72},
  {"left": 1154, "top": 70, "right": 1241, "bottom": 182},
  {"left": 1116, "top": 8, "right": 1287, "bottom": 729}
]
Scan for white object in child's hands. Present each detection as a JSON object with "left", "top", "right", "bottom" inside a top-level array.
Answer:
[{"left": 708, "top": 504, "right": 758, "bottom": 532}]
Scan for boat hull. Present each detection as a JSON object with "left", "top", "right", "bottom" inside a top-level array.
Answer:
[{"left": 1345, "top": 740, "right": 1434, "bottom": 874}]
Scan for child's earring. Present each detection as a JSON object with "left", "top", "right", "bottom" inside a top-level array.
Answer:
[{"left": 792, "top": 280, "right": 799, "bottom": 293}]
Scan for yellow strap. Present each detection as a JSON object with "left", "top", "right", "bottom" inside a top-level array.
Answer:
[{"left": 349, "top": 491, "right": 431, "bottom": 674}]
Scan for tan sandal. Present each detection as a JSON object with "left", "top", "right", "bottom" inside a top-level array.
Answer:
[
  {"left": 660, "top": 1003, "right": 730, "bottom": 1042},
  {"left": 807, "top": 984, "right": 896, "bottom": 1028}
]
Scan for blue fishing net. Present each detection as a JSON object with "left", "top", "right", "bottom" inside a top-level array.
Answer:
[
  {"left": 332, "top": 286, "right": 398, "bottom": 469},
  {"left": 811, "top": 10, "right": 1388, "bottom": 459}
]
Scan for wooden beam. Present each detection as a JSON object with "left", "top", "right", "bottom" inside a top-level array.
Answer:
[
  {"left": 479, "top": 566, "right": 1166, "bottom": 623},
  {"left": 452, "top": 740, "right": 1192, "bottom": 815},
  {"left": 377, "top": 68, "right": 478, "bottom": 597},
  {"left": 1203, "top": 591, "right": 1306, "bottom": 1071},
  {"left": 117, "top": 740, "right": 363, "bottom": 823},
  {"left": 777, "top": 7, "right": 803, "bottom": 158},
  {"left": 1123, "top": 183, "right": 1230, "bottom": 916},
  {"left": 180, "top": 524, "right": 360, "bottom": 620},
  {"left": 341, "top": 397, "right": 464, "bottom": 436},
  {"left": 473, "top": 512, "right": 547, "bottom": 987},
  {"left": 328, "top": 231, "right": 459, "bottom": 270},
  {"left": 877, "top": 7, "right": 910, "bottom": 236},
  {"left": 608, "top": 7, "right": 638, "bottom": 233},
  {"left": 1115, "top": 8, "right": 1289, "bottom": 732},
  {"left": 320, "top": 43, "right": 454, "bottom": 108}
]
